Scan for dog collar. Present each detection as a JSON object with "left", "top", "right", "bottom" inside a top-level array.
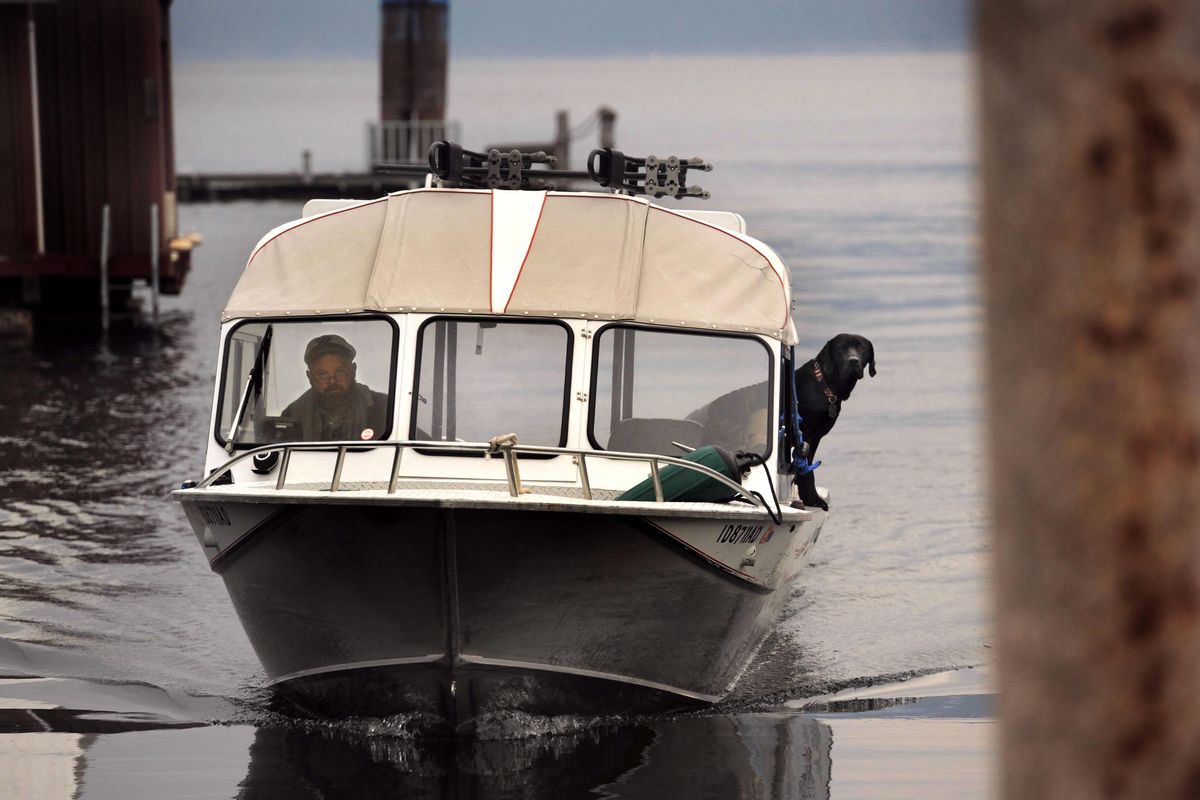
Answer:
[{"left": 810, "top": 360, "right": 840, "bottom": 419}]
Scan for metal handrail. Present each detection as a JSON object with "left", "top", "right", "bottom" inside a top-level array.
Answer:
[{"left": 193, "top": 438, "right": 764, "bottom": 508}]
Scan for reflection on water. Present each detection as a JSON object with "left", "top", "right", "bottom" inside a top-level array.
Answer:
[
  {"left": 0, "top": 668, "right": 995, "bottom": 798},
  {"left": 2, "top": 700, "right": 834, "bottom": 800},
  {"left": 238, "top": 714, "right": 833, "bottom": 800},
  {"left": 0, "top": 331, "right": 188, "bottom": 622},
  {"left": 0, "top": 324, "right": 264, "bottom": 696}
]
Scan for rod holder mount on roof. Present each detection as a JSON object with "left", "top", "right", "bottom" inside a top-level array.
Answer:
[
  {"left": 587, "top": 148, "right": 711, "bottom": 199},
  {"left": 377, "top": 141, "right": 712, "bottom": 199}
]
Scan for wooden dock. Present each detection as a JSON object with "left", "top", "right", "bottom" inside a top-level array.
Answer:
[{"left": 176, "top": 171, "right": 415, "bottom": 203}]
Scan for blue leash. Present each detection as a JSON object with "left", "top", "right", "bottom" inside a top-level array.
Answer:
[{"left": 785, "top": 345, "right": 820, "bottom": 477}]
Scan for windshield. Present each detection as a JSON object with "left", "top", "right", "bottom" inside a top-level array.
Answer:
[
  {"left": 216, "top": 318, "right": 397, "bottom": 446},
  {"left": 411, "top": 318, "right": 572, "bottom": 447},
  {"left": 590, "top": 326, "right": 772, "bottom": 457}
]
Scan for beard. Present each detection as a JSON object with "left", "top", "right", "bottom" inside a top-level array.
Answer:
[{"left": 316, "top": 385, "right": 351, "bottom": 414}]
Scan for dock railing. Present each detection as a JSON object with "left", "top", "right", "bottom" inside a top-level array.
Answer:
[
  {"left": 369, "top": 119, "right": 462, "bottom": 167},
  {"left": 193, "top": 437, "right": 764, "bottom": 509}
]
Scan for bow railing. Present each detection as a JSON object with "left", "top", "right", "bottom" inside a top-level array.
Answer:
[{"left": 191, "top": 436, "right": 764, "bottom": 508}]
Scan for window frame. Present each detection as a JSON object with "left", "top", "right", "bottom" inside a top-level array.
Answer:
[
  {"left": 212, "top": 313, "right": 401, "bottom": 450},
  {"left": 586, "top": 322, "right": 776, "bottom": 460},
  {"left": 408, "top": 315, "right": 576, "bottom": 456}
]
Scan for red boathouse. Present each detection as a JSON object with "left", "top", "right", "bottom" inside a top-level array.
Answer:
[{"left": 0, "top": 0, "right": 190, "bottom": 324}]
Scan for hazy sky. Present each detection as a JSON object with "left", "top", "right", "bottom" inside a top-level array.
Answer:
[{"left": 171, "top": 0, "right": 968, "bottom": 61}]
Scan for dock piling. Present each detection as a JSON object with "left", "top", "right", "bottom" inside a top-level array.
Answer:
[
  {"left": 599, "top": 107, "right": 616, "bottom": 150},
  {"left": 150, "top": 203, "right": 160, "bottom": 326},
  {"left": 27, "top": 14, "right": 44, "bottom": 256},
  {"left": 99, "top": 204, "right": 110, "bottom": 334},
  {"left": 555, "top": 110, "right": 570, "bottom": 169}
]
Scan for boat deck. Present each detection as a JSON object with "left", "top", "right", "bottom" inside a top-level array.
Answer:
[
  {"left": 177, "top": 480, "right": 809, "bottom": 521},
  {"left": 282, "top": 479, "right": 624, "bottom": 500}
]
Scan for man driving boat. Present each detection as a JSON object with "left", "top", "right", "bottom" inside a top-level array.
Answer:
[{"left": 282, "top": 334, "right": 388, "bottom": 441}]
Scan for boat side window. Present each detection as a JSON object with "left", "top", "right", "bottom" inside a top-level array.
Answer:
[
  {"left": 411, "top": 318, "right": 572, "bottom": 447},
  {"left": 590, "top": 326, "right": 773, "bottom": 458},
  {"left": 216, "top": 318, "right": 397, "bottom": 447}
]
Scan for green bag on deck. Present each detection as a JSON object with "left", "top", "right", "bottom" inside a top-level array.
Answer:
[{"left": 615, "top": 445, "right": 743, "bottom": 503}]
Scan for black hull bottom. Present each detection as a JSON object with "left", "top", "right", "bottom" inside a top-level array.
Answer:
[
  {"left": 204, "top": 502, "right": 801, "bottom": 728},
  {"left": 274, "top": 659, "right": 707, "bottom": 728}
]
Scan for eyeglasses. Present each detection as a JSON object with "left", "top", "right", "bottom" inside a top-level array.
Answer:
[{"left": 311, "top": 368, "right": 352, "bottom": 385}]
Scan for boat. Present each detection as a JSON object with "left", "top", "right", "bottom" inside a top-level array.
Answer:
[{"left": 174, "top": 144, "right": 829, "bottom": 730}]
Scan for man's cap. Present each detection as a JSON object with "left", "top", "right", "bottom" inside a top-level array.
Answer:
[{"left": 304, "top": 334, "right": 356, "bottom": 365}]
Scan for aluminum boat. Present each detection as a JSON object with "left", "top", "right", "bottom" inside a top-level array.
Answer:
[{"left": 174, "top": 145, "right": 829, "bottom": 730}]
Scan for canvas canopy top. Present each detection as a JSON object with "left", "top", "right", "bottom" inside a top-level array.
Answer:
[{"left": 223, "top": 188, "right": 798, "bottom": 344}]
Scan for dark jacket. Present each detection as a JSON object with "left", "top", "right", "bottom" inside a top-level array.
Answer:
[{"left": 281, "top": 383, "right": 389, "bottom": 441}]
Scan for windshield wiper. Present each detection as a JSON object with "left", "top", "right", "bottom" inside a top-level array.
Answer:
[{"left": 225, "top": 324, "right": 274, "bottom": 453}]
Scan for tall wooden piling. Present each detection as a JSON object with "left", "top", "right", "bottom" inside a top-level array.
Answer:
[
  {"left": 374, "top": 0, "right": 451, "bottom": 164},
  {"left": 380, "top": 0, "right": 448, "bottom": 124},
  {"left": 979, "top": 1, "right": 1200, "bottom": 797}
]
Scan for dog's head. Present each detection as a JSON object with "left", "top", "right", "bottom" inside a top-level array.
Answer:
[{"left": 816, "top": 333, "right": 877, "bottom": 400}]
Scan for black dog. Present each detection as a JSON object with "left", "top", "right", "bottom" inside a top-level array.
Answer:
[{"left": 792, "top": 333, "right": 876, "bottom": 510}]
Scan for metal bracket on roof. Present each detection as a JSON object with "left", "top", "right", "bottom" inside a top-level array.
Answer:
[
  {"left": 428, "top": 142, "right": 558, "bottom": 190},
  {"left": 376, "top": 141, "right": 713, "bottom": 198},
  {"left": 587, "top": 148, "right": 712, "bottom": 199},
  {"left": 487, "top": 148, "right": 533, "bottom": 190}
]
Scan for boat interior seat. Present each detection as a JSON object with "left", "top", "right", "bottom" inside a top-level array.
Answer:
[{"left": 607, "top": 418, "right": 706, "bottom": 457}]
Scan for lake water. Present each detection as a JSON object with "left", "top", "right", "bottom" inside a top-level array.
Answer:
[{"left": 0, "top": 52, "right": 991, "bottom": 797}]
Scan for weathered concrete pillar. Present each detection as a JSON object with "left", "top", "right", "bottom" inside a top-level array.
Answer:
[{"left": 979, "top": 1, "right": 1200, "bottom": 797}]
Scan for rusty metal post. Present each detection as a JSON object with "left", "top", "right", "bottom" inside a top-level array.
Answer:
[{"left": 979, "top": 2, "right": 1200, "bottom": 797}]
